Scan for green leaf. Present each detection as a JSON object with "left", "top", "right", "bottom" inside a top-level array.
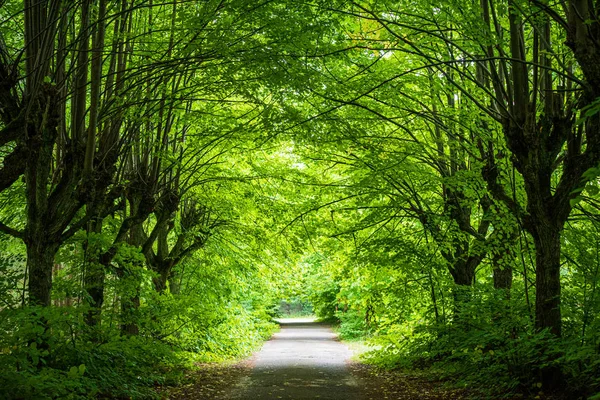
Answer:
[
  {"left": 586, "top": 185, "right": 599, "bottom": 196},
  {"left": 68, "top": 366, "right": 79, "bottom": 378}
]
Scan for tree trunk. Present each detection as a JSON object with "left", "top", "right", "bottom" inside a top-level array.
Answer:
[
  {"left": 152, "top": 264, "right": 170, "bottom": 293},
  {"left": 169, "top": 267, "right": 181, "bottom": 295},
  {"left": 115, "top": 261, "right": 142, "bottom": 336},
  {"left": 84, "top": 262, "right": 105, "bottom": 326},
  {"left": 151, "top": 221, "right": 171, "bottom": 293},
  {"left": 25, "top": 239, "right": 60, "bottom": 368},
  {"left": 493, "top": 265, "right": 513, "bottom": 291},
  {"left": 450, "top": 259, "right": 475, "bottom": 286},
  {"left": 449, "top": 255, "right": 480, "bottom": 320},
  {"left": 532, "top": 225, "right": 562, "bottom": 337},
  {"left": 119, "top": 202, "right": 145, "bottom": 336},
  {"left": 84, "top": 221, "right": 106, "bottom": 326},
  {"left": 27, "top": 242, "right": 59, "bottom": 306},
  {"left": 121, "top": 294, "right": 140, "bottom": 336},
  {"left": 492, "top": 250, "right": 513, "bottom": 292}
]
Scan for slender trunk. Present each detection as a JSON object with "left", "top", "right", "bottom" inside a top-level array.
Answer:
[
  {"left": 84, "top": 265, "right": 105, "bottom": 326},
  {"left": 84, "top": 222, "right": 105, "bottom": 327},
  {"left": 428, "top": 269, "right": 440, "bottom": 322},
  {"left": 152, "top": 220, "right": 171, "bottom": 293},
  {"left": 117, "top": 254, "right": 142, "bottom": 336},
  {"left": 490, "top": 244, "right": 514, "bottom": 325},
  {"left": 120, "top": 205, "right": 145, "bottom": 336}
]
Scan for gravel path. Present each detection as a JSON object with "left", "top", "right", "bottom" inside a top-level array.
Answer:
[{"left": 229, "top": 318, "right": 360, "bottom": 400}]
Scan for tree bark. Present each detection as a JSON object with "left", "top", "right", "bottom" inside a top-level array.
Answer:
[
  {"left": 492, "top": 242, "right": 514, "bottom": 292},
  {"left": 493, "top": 263, "right": 513, "bottom": 291},
  {"left": 121, "top": 294, "right": 140, "bottom": 336},
  {"left": 119, "top": 196, "right": 147, "bottom": 336},
  {"left": 169, "top": 268, "right": 181, "bottom": 295},
  {"left": 27, "top": 242, "right": 59, "bottom": 306},
  {"left": 152, "top": 264, "right": 171, "bottom": 293},
  {"left": 85, "top": 265, "right": 105, "bottom": 326},
  {"left": 531, "top": 224, "right": 562, "bottom": 336}
]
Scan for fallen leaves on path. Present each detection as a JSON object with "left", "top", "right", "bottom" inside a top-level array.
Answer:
[
  {"left": 351, "top": 363, "right": 571, "bottom": 400},
  {"left": 158, "top": 362, "right": 250, "bottom": 400},
  {"left": 157, "top": 358, "right": 569, "bottom": 399},
  {"left": 160, "top": 362, "right": 469, "bottom": 400},
  {"left": 350, "top": 363, "right": 470, "bottom": 400}
]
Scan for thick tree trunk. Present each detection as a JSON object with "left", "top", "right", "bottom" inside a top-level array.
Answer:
[
  {"left": 450, "top": 255, "right": 482, "bottom": 320},
  {"left": 25, "top": 239, "right": 60, "bottom": 368},
  {"left": 450, "top": 260, "right": 475, "bottom": 286},
  {"left": 450, "top": 255, "right": 482, "bottom": 286},
  {"left": 532, "top": 225, "right": 562, "bottom": 337},
  {"left": 121, "top": 294, "right": 140, "bottom": 336},
  {"left": 27, "top": 242, "right": 59, "bottom": 306}
]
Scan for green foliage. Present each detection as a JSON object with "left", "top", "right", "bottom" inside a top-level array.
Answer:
[
  {"left": 303, "top": 255, "right": 341, "bottom": 321},
  {"left": 0, "top": 294, "right": 277, "bottom": 399},
  {"left": 362, "top": 292, "right": 531, "bottom": 390},
  {"left": 0, "top": 306, "right": 181, "bottom": 399},
  {"left": 352, "top": 284, "right": 600, "bottom": 397},
  {"left": 2, "top": 0, "right": 600, "bottom": 398},
  {"left": 336, "top": 309, "right": 371, "bottom": 340},
  {"left": 277, "top": 299, "right": 314, "bottom": 317}
]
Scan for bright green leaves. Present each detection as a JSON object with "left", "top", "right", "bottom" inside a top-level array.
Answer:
[{"left": 67, "top": 364, "right": 86, "bottom": 379}]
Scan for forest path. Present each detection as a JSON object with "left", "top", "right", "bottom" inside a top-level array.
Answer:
[
  {"left": 229, "top": 318, "right": 360, "bottom": 399},
  {"left": 163, "top": 319, "right": 468, "bottom": 399}
]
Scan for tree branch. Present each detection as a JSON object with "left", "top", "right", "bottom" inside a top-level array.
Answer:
[{"left": 0, "top": 220, "right": 23, "bottom": 239}]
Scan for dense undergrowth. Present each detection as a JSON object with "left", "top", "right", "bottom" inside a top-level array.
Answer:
[
  {"left": 0, "top": 236, "right": 280, "bottom": 399},
  {"left": 0, "top": 301, "right": 277, "bottom": 399},
  {"left": 303, "top": 249, "right": 600, "bottom": 400}
]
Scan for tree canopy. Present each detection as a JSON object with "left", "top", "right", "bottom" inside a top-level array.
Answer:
[{"left": 1, "top": 0, "right": 600, "bottom": 399}]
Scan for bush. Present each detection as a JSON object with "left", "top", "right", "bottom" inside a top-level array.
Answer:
[
  {"left": 361, "top": 289, "right": 600, "bottom": 398},
  {"left": 0, "top": 294, "right": 277, "bottom": 399},
  {"left": 336, "top": 309, "right": 371, "bottom": 340}
]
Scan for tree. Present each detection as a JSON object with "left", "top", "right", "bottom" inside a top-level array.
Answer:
[{"left": 322, "top": 0, "right": 600, "bottom": 339}]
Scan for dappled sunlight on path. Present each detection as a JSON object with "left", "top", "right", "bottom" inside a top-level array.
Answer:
[
  {"left": 229, "top": 320, "right": 360, "bottom": 399},
  {"left": 163, "top": 319, "right": 470, "bottom": 400}
]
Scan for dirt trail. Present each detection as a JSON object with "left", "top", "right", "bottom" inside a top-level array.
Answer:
[{"left": 229, "top": 318, "right": 359, "bottom": 399}]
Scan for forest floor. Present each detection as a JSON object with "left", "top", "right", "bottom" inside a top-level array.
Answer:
[{"left": 160, "top": 318, "right": 469, "bottom": 399}]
